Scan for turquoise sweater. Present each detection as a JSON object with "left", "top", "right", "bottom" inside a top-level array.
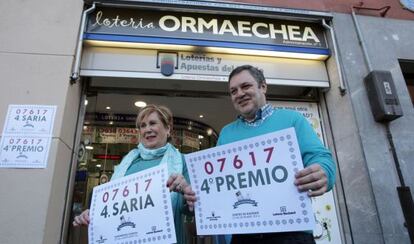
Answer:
[{"left": 217, "top": 108, "right": 336, "bottom": 191}]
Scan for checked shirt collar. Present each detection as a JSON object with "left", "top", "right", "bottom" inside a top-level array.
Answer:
[{"left": 237, "top": 104, "right": 274, "bottom": 127}]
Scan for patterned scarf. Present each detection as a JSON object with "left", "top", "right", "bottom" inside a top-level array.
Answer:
[{"left": 111, "top": 142, "right": 183, "bottom": 204}]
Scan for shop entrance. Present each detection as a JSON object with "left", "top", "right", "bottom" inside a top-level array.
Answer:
[
  {"left": 65, "top": 69, "right": 340, "bottom": 244},
  {"left": 67, "top": 76, "right": 339, "bottom": 244},
  {"left": 68, "top": 77, "right": 240, "bottom": 244}
]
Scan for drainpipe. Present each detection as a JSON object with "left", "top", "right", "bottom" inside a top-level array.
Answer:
[
  {"left": 321, "top": 19, "right": 346, "bottom": 95},
  {"left": 351, "top": 9, "right": 373, "bottom": 72},
  {"left": 70, "top": 3, "right": 96, "bottom": 83}
]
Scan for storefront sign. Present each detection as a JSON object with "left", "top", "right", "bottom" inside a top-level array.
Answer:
[
  {"left": 82, "top": 48, "right": 329, "bottom": 87},
  {"left": 86, "top": 7, "right": 327, "bottom": 49},
  {"left": 185, "top": 128, "right": 314, "bottom": 235},
  {"left": 89, "top": 164, "right": 176, "bottom": 244},
  {"left": 0, "top": 105, "right": 56, "bottom": 169},
  {"left": 85, "top": 112, "right": 137, "bottom": 123}
]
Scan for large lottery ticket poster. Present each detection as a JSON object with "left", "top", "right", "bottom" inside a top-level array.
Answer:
[
  {"left": 186, "top": 128, "right": 315, "bottom": 235},
  {"left": 89, "top": 164, "right": 177, "bottom": 244},
  {"left": 271, "top": 101, "right": 343, "bottom": 244}
]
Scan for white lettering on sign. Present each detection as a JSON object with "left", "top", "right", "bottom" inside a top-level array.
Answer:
[
  {"left": 93, "top": 11, "right": 155, "bottom": 29},
  {"left": 198, "top": 18, "right": 218, "bottom": 34},
  {"left": 91, "top": 11, "right": 321, "bottom": 44},
  {"left": 157, "top": 15, "right": 320, "bottom": 43}
]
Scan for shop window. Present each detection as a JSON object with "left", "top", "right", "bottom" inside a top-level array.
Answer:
[{"left": 399, "top": 60, "right": 414, "bottom": 106}]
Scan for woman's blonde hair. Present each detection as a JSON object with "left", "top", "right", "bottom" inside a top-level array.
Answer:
[{"left": 136, "top": 104, "right": 173, "bottom": 140}]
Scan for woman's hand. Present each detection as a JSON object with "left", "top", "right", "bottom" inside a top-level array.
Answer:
[
  {"left": 167, "top": 174, "right": 197, "bottom": 211},
  {"left": 73, "top": 209, "right": 90, "bottom": 227}
]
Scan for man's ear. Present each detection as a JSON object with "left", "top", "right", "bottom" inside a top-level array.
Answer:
[{"left": 261, "top": 82, "right": 267, "bottom": 93}]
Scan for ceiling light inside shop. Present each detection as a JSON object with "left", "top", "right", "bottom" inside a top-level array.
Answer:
[
  {"left": 198, "top": 135, "right": 204, "bottom": 139},
  {"left": 199, "top": 114, "right": 204, "bottom": 118},
  {"left": 85, "top": 146, "right": 94, "bottom": 150},
  {"left": 135, "top": 101, "right": 147, "bottom": 108},
  {"left": 207, "top": 128, "right": 213, "bottom": 136},
  {"left": 109, "top": 121, "right": 114, "bottom": 125},
  {"left": 96, "top": 164, "right": 102, "bottom": 168},
  {"left": 85, "top": 100, "right": 88, "bottom": 106},
  {"left": 106, "top": 106, "right": 111, "bottom": 110}
]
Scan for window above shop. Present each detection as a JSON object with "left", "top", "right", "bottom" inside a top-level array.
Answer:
[{"left": 399, "top": 60, "right": 414, "bottom": 107}]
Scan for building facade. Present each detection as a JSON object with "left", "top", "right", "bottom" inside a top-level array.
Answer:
[{"left": 0, "top": 0, "right": 413, "bottom": 244}]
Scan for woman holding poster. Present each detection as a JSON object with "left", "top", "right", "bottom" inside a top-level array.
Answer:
[{"left": 73, "top": 104, "right": 196, "bottom": 244}]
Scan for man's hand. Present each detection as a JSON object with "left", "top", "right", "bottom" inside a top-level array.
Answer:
[{"left": 294, "top": 164, "right": 327, "bottom": 197}]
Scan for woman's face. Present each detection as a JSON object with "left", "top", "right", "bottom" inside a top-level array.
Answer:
[{"left": 138, "top": 112, "right": 170, "bottom": 149}]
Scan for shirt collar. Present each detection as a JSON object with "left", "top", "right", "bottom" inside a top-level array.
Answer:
[{"left": 237, "top": 104, "right": 273, "bottom": 126}]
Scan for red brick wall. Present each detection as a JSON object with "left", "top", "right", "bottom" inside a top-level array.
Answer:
[{"left": 227, "top": 0, "right": 414, "bottom": 20}]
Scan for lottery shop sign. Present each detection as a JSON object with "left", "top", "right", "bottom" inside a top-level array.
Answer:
[
  {"left": 185, "top": 128, "right": 315, "bottom": 235},
  {"left": 89, "top": 164, "right": 176, "bottom": 244}
]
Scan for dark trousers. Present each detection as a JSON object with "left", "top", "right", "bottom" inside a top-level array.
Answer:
[{"left": 231, "top": 232, "right": 316, "bottom": 244}]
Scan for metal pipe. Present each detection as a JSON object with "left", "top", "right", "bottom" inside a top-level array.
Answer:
[
  {"left": 322, "top": 19, "right": 347, "bottom": 95},
  {"left": 70, "top": 3, "right": 96, "bottom": 83},
  {"left": 351, "top": 8, "right": 373, "bottom": 72}
]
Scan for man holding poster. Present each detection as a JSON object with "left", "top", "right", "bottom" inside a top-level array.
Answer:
[{"left": 216, "top": 65, "right": 336, "bottom": 244}]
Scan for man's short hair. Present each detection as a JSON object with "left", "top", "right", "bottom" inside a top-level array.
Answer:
[{"left": 228, "top": 65, "right": 266, "bottom": 86}]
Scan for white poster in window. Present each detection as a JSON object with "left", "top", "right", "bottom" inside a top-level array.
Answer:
[
  {"left": 96, "top": 127, "right": 117, "bottom": 144},
  {"left": 271, "top": 101, "right": 342, "bottom": 244},
  {"left": 186, "top": 128, "right": 315, "bottom": 235},
  {"left": 89, "top": 164, "right": 176, "bottom": 244},
  {"left": 116, "top": 127, "right": 139, "bottom": 144}
]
